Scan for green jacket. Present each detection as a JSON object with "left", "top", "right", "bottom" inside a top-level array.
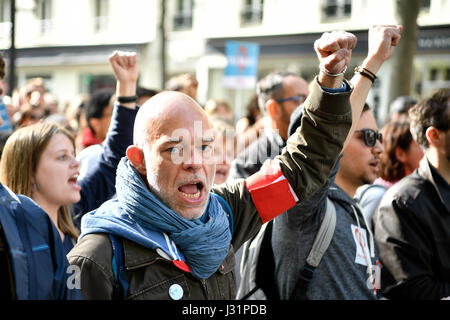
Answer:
[{"left": 67, "top": 77, "right": 353, "bottom": 300}]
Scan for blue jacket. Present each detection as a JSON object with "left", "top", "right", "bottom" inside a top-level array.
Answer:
[
  {"left": 0, "top": 183, "right": 80, "bottom": 299},
  {"left": 0, "top": 103, "right": 136, "bottom": 298}
]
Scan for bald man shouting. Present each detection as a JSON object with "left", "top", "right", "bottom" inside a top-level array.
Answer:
[{"left": 68, "top": 30, "right": 362, "bottom": 300}]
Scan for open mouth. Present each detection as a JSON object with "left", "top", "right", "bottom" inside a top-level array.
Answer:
[
  {"left": 178, "top": 181, "right": 204, "bottom": 201},
  {"left": 68, "top": 173, "right": 78, "bottom": 184},
  {"left": 68, "top": 173, "right": 81, "bottom": 190},
  {"left": 369, "top": 160, "right": 380, "bottom": 172}
]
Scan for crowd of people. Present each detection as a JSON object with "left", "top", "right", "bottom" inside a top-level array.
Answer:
[{"left": 0, "top": 24, "right": 448, "bottom": 301}]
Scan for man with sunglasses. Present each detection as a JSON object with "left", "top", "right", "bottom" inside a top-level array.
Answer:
[
  {"left": 335, "top": 104, "right": 384, "bottom": 200},
  {"left": 374, "top": 88, "right": 450, "bottom": 300},
  {"left": 268, "top": 25, "right": 402, "bottom": 300}
]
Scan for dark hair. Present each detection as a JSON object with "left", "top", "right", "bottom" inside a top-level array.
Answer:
[
  {"left": 85, "top": 88, "right": 114, "bottom": 133},
  {"left": 389, "top": 96, "right": 416, "bottom": 116},
  {"left": 137, "top": 86, "right": 159, "bottom": 98},
  {"left": 245, "top": 94, "right": 260, "bottom": 126},
  {"left": 379, "top": 121, "right": 414, "bottom": 182},
  {"left": 362, "top": 102, "right": 370, "bottom": 113},
  {"left": 409, "top": 88, "right": 450, "bottom": 149},
  {"left": 256, "top": 71, "right": 297, "bottom": 113},
  {"left": 165, "top": 73, "right": 197, "bottom": 91}
]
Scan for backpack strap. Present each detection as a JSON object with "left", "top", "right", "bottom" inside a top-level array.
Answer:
[
  {"left": 109, "top": 234, "right": 129, "bottom": 300},
  {"left": 238, "top": 220, "right": 276, "bottom": 300},
  {"left": 354, "top": 184, "right": 386, "bottom": 203},
  {"left": 293, "top": 196, "right": 336, "bottom": 300}
]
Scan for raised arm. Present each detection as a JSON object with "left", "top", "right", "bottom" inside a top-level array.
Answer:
[
  {"left": 267, "top": 31, "right": 356, "bottom": 204},
  {"left": 315, "top": 30, "right": 356, "bottom": 89},
  {"left": 72, "top": 52, "right": 139, "bottom": 228},
  {"left": 109, "top": 51, "right": 139, "bottom": 110},
  {"left": 218, "top": 32, "right": 355, "bottom": 222},
  {"left": 347, "top": 25, "right": 402, "bottom": 148}
]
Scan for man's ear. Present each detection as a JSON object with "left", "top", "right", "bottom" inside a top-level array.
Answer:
[
  {"left": 395, "top": 146, "right": 407, "bottom": 164},
  {"left": 266, "top": 99, "right": 280, "bottom": 120},
  {"left": 425, "top": 126, "right": 442, "bottom": 148},
  {"left": 88, "top": 118, "right": 102, "bottom": 137},
  {"left": 126, "top": 145, "right": 146, "bottom": 175}
]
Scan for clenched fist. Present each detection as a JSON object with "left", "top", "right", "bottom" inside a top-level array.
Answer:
[
  {"left": 367, "top": 25, "right": 402, "bottom": 67},
  {"left": 314, "top": 31, "right": 357, "bottom": 75},
  {"left": 109, "top": 51, "right": 138, "bottom": 102},
  {"left": 109, "top": 51, "right": 138, "bottom": 84}
]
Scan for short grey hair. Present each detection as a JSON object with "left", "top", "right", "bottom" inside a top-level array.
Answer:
[{"left": 256, "top": 71, "right": 297, "bottom": 114}]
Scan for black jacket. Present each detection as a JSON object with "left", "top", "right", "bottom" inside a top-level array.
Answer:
[{"left": 374, "top": 157, "right": 450, "bottom": 299}]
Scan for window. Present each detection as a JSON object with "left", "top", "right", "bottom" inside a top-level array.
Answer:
[
  {"left": 322, "top": 0, "right": 351, "bottom": 19},
  {"left": 0, "top": 0, "right": 11, "bottom": 23},
  {"left": 420, "top": 0, "right": 431, "bottom": 12},
  {"left": 80, "top": 74, "right": 115, "bottom": 94},
  {"left": 34, "top": 0, "right": 52, "bottom": 34},
  {"left": 241, "top": 0, "right": 264, "bottom": 26},
  {"left": 429, "top": 68, "right": 438, "bottom": 81},
  {"left": 94, "top": 0, "right": 109, "bottom": 32},
  {"left": 173, "top": 0, "right": 193, "bottom": 30},
  {"left": 35, "top": 0, "right": 51, "bottom": 20},
  {"left": 445, "top": 68, "right": 450, "bottom": 81}
]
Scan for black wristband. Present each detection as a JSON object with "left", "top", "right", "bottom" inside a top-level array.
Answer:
[
  {"left": 117, "top": 95, "right": 138, "bottom": 103},
  {"left": 354, "top": 66, "right": 377, "bottom": 83}
]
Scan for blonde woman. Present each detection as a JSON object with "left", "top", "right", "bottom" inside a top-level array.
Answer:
[
  {"left": 1, "top": 123, "right": 81, "bottom": 251},
  {"left": 0, "top": 51, "right": 139, "bottom": 254}
]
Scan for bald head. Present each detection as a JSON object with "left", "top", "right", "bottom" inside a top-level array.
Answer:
[
  {"left": 127, "top": 90, "right": 217, "bottom": 220},
  {"left": 134, "top": 91, "right": 209, "bottom": 147}
]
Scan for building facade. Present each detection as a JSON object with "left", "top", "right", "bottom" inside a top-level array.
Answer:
[{"left": 0, "top": 0, "right": 449, "bottom": 122}]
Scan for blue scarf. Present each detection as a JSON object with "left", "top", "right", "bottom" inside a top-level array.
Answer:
[{"left": 80, "top": 157, "right": 232, "bottom": 279}]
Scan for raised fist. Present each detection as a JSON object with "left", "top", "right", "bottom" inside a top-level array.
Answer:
[
  {"left": 367, "top": 25, "right": 402, "bottom": 64},
  {"left": 109, "top": 51, "right": 138, "bottom": 84},
  {"left": 314, "top": 31, "right": 357, "bottom": 75}
]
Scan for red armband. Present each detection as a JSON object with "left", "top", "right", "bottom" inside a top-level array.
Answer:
[{"left": 245, "top": 160, "right": 298, "bottom": 223}]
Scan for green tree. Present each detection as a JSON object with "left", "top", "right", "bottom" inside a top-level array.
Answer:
[
  {"left": 158, "top": 0, "right": 167, "bottom": 89},
  {"left": 388, "top": 0, "right": 421, "bottom": 109}
]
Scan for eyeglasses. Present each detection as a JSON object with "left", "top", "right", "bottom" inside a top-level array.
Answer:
[
  {"left": 355, "top": 129, "right": 383, "bottom": 147},
  {"left": 275, "top": 94, "right": 307, "bottom": 105}
]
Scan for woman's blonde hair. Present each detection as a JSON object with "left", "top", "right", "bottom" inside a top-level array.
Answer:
[{"left": 0, "top": 121, "right": 79, "bottom": 240}]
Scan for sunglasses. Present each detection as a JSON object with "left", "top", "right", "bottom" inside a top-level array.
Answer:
[
  {"left": 356, "top": 129, "right": 383, "bottom": 147},
  {"left": 275, "top": 94, "right": 307, "bottom": 105}
]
